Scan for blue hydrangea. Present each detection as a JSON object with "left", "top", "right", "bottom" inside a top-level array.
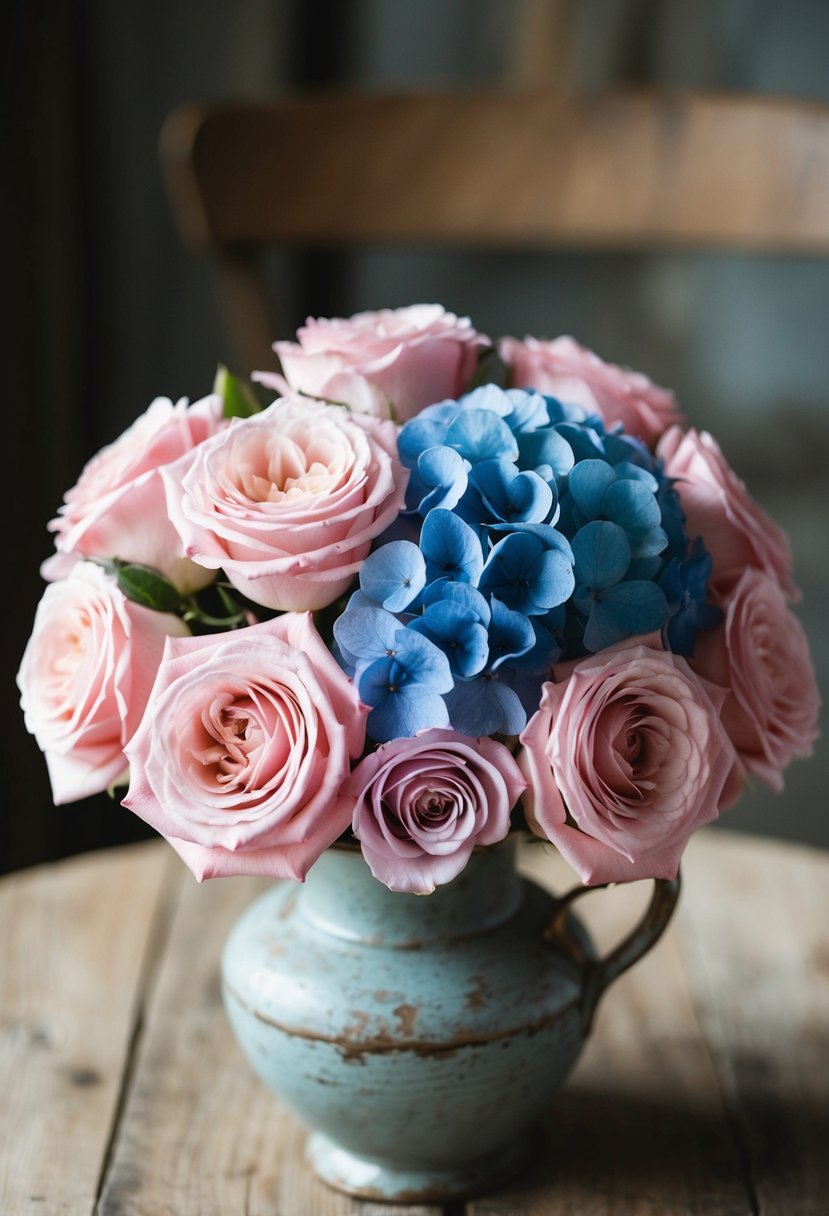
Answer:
[{"left": 333, "top": 384, "right": 718, "bottom": 742}]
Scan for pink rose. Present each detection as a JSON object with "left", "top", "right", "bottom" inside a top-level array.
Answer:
[
  {"left": 166, "top": 396, "right": 407, "bottom": 612},
  {"left": 43, "top": 395, "right": 225, "bottom": 593},
  {"left": 17, "top": 562, "right": 189, "bottom": 804},
  {"left": 519, "top": 642, "right": 735, "bottom": 885},
  {"left": 657, "top": 426, "right": 797, "bottom": 600},
  {"left": 123, "top": 613, "right": 368, "bottom": 881},
  {"left": 691, "top": 569, "right": 820, "bottom": 792},
  {"left": 345, "top": 728, "right": 526, "bottom": 894},
  {"left": 256, "top": 305, "right": 486, "bottom": 421},
  {"left": 499, "top": 335, "right": 681, "bottom": 446}
]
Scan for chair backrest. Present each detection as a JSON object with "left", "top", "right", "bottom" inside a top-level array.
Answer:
[{"left": 161, "top": 89, "right": 829, "bottom": 369}]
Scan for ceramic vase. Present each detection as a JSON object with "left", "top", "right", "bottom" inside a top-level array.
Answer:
[{"left": 222, "top": 837, "right": 679, "bottom": 1202}]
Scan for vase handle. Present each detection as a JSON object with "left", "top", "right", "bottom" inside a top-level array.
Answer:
[{"left": 545, "top": 873, "right": 681, "bottom": 1033}]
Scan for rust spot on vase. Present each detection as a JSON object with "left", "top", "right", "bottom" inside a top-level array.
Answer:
[
  {"left": 392, "top": 1003, "right": 419, "bottom": 1035},
  {"left": 226, "top": 977, "right": 579, "bottom": 1065},
  {"left": 465, "top": 975, "right": 489, "bottom": 1009}
]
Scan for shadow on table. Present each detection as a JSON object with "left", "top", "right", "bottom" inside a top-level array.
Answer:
[{"left": 490, "top": 1083, "right": 829, "bottom": 1208}]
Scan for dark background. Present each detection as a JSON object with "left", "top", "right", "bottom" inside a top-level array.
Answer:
[{"left": 3, "top": 0, "right": 827, "bottom": 874}]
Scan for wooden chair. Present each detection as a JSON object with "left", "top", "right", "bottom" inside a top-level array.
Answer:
[{"left": 160, "top": 89, "right": 829, "bottom": 371}]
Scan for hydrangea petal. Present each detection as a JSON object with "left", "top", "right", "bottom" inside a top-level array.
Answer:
[
  {"left": 360, "top": 540, "right": 426, "bottom": 612},
  {"left": 419, "top": 579, "right": 491, "bottom": 625},
  {"left": 445, "top": 675, "right": 527, "bottom": 736},
  {"left": 398, "top": 415, "right": 451, "bottom": 466},
  {"left": 409, "top": 601, "right": 489, "bottom": 678},
  {"left": 368, "top": 684, "right": 450, "bottom": 742},
  {"left": 333, "top": 606, "right": 399, "bottom": 665},
  {"left": 571, "top": 521, "right": 631, "bottom": 591},
  {"left": 568, "top": 460, "right": 617, "bottom": 518},
  {"left": 415, "top": 445, "right": 469, "bottom": 514},
  {"left": 583, "top": 580, "right": 670, "bottom": 651},
  {"left": 420, "top": 509, "right": 484, "bottom": 585},
  {"left": 444, "top": 410, "right": 518, "bottom": 463},
  {"left": 487, "top": 596, "right": 536, "bottom": 670},
  {"left": 472, "top": 459, "right": 553, "bottom": 525}
]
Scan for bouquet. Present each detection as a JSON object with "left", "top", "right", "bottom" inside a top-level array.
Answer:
[{"left": 18, "top": 305, "right": 820, "bottom": 893}]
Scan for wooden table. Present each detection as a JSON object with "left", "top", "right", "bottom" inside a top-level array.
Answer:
[{"left": 1, "top": 830, "right": 827, "bottom": 1215}]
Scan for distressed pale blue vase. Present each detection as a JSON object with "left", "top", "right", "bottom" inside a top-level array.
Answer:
[{"left": 222, "top": 837, "right": 679, "bottom": 1203}]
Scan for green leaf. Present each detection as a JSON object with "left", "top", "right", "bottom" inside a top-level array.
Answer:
[
  {"left": 214, "top": 365, "right": 262, "bottom": 419},
  {"left": 113, "top": 561, "right": 182, "bottom": 613},
  {"left": 216, "top": 583, "right": 243, "bottom": 617},
  {"left": 465, "top": 346, "right": 509, "bottom": 392}
]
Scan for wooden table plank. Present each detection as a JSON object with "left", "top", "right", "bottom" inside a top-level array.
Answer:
[
  {"left": 467, "top": 846, "right": 754, "bottom": 1215},
  {"left": 4, "top": 830, "right": 827, "bottom": 1214},
  {"left": 673, "top": 832, "right": 829, "bottom": 1216},
  {"left": 0, "top": 842, "right": 176, "bottom": 1216},
  {"left": 97, "top": 867, "right": 441, "bottom": 1216}
]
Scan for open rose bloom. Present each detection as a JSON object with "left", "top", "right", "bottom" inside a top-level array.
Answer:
[{"left": 19, "top": 305, "right": 820, "bottom": 892}]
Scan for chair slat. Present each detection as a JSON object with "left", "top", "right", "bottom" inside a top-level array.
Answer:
[{"left": 162, "top": 90, "right": 829, "bottom": 255}]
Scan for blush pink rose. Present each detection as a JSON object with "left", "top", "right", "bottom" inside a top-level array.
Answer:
[
  {"left": 657, "top": 425, "right": 797, "bottom": 600},
  {"left": 499, "top": 335, "right": 681, "bottom": 446},
  {"left": 166, "top": 396, "right": 407, "bottom": 612},
  {"left": 123, "top": 613, "right": 368, "bottom": 882},
  {"left": 17, "top": 562, "right": 189, "bottom": 804},
  {"left": 344, "top": 728, "right": 526, "bottom": 893},
  {"left": 43, "top": 395, "right": 225, "bottom": 593},
  {"left": 256, "top": 304, "right": 486, "bottom": 421},
  {"left": 519, "top": 642, "right": 735, "bottom": 885},
  {"left": 691, "top": 569, "right": 820, "bottom": 792}
]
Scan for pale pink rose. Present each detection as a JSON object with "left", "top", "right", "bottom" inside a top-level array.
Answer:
[
  {"left": 256, "top": 305, "right": 486, "bottom": 421},
  {"left": 17, "top": 562, "right": 189, "bottom": 804},
  {"left": 345, "top": 728, "right": 526, "bottom": 894},
  {"left": 123, "top": 613, "right": 368, "bottom": 882},
  {"left": 43, "top": 395, "right": 225, "bottom": 594},
  {"left": 166, "top": 396, "right": 407, "bottom": 612},
  {"left": 519, "top": 642, "right": 735, "bottom": 885},
  {"left": 500, "top": 335, "right": 681, "bottom": 446},
  {"left": 691, "top": 569, "right": 820, "bottom": 792},
  {"left": 657, "top": 425, "right": 797, "bottom": 600}
]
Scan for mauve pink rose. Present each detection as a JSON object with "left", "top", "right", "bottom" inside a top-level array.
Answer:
[
  {"left": 17, "top": 562, "right": 189, "bottom": 804},
  {"left": 519, "top": 642, "right": 735, "bottom": 885},
  {"left": 691, "top": 569, "right": 820, "bottom": 792},
  {"left": 657, "top": 425, "right": 797, "bottom": 600},
  {"left": 345, "top": 728, "right": 526, "bottom": 894},
  {"left": 43, "top": 395, "right": 225, "bottom": 594},
  {"left": 166, "top": 396, "right": 407, "bottom": 612},
  {"left": 500, "top": 335, "right": 681, "bottom": 446},
  {"left": 123, "top": 613, "right": 368, "bottom": 882},
  {"left": 256, "top": 304, "right": 486, "bottom": 421}
]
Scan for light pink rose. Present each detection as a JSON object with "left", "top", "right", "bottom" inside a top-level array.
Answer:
[
  {"left": 43, "top": 395, "right": 225, "bottom": 593},
  {"left": 123, "top": 613, "right": 368, "bottom": 881},
  {"left": 345, "top": 728, "right": 526, "bottom": 894},
  {"left": 657, "top": 425, "right": 797, "bottom": 600},
  {"left": 519, "top": 642, "right": 735, "bottom": 885},
  {"left": 256, "top": 305, "right": 486, "bottom": 421},
  {"left": 499, "top": 335, "right": 681, "bottom": 446},
  {"left": 17, "top": 562, "right": 189, "bottom": 804},
  {"left": 691, "top": 569, "right": 820, "bottom": 792},
  {"left": 166, "top": 396, "right": 407, "bottom": 612}
]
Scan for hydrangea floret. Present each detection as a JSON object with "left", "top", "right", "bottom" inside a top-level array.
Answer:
[{"left": 333, "top": 384, "right": 707, "bottom": 742}]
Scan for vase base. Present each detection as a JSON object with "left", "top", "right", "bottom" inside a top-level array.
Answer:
[{"left": 306, "top": 1131, "right": 528, "bottom": 1203}]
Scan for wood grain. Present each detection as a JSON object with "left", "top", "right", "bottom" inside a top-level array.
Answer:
[
  {"left": 96, "top": 865, "right": 441, "bottom": 1216},
  {"left": 674, "top": 832, "right": 829, "bottom": 1215},
  {"left": 0, "top": 842, "right": 175, "bottom": 1216},
  {"left": 162, "top": 91, "right": 829, "bottom": 256},
  {"left": 2, "top": 830, "right": 827, "bottom": 1213},
  {"left": 466, "top": 845, "right": 754, "bottom": 1215}
]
